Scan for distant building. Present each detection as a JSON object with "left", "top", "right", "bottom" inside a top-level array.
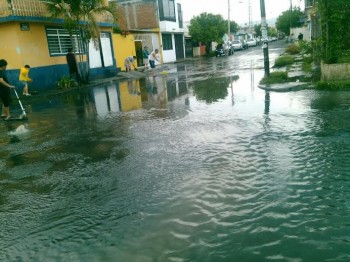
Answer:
[{"left": 113, "top": 0, "right": 185, "bottom": 67}]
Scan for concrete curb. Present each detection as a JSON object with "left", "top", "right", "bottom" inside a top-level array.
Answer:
[{"left": 258, "top": 82, "right": 308, "bottom": 92}]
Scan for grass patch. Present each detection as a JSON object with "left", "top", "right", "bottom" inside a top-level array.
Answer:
[
  {"left": 301, "top": 61, "right": 312, "bottom": 73},
  {"left": 274, "top": 55, "right": 295, "bottom": 68},
  {"left": 260, "top": 71, "right": 289, "bottom": 85},
  {"left": 285, "top": 44, "right": 300, "bottom": 55},
  {"left": 316, "top": 80, "right": 350, "bottom": 90}
]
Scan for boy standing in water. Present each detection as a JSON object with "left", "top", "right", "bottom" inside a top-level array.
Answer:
[
  {"left": 0, "top": 59, "right": 15, "bottom": 120},
  {"left": 19, "top": 64, "right": 32, "bottom": 96}
]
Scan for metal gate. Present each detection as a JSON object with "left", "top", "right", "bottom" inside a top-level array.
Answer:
[{"left": 174, "top": 34, "right": 184, "bottom": 59}]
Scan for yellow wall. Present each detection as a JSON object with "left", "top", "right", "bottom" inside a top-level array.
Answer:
[
  {"left": 112, "top": 34, "right": 136, "bottom": 71},
  {"left": 119, "top": 80, "right": 142, "bottom": 112},
  {"left": 1, "top": 22, "right": 68, "bottom": 69}
]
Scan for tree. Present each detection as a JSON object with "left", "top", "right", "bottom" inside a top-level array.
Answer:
[
  {"left": 229, "top": 20, "right": 239, "bottom": 34},
  {"left": 317, "top": 0, "right": 350, "bottom": 63},
  {"left": 189, "top": 13, "right": 227, "bottom": 53},
  {"left": 43, "top": 0, "right": 117, "bottom": 83},
  {"left": 254, "top": 24, "right": 262, "bottom": 37},
  {"left": 275, "top": 7, "right": 304, "bottom": 35}
]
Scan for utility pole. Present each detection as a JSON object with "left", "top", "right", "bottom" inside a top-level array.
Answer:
[
  {"left": 289, "top": 0, "right": 292, "bottom": 35},
  {"left": 260, "top": 0, "right": 270, "bottom": 76},
  {"left": 228, "top": 0, "right": 231, "bottom": 39}
]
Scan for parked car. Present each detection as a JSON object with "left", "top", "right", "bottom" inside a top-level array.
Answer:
[
  {"left": 215, "top": 43, "right": 225, "bottom": 57},
  {"left": 231, "top": 40, "right": 243, "bottom": 51},
  {"left": 246, "top": 38, "right": 257, "bottom": 47},
  {"left": 226, "top": 41, "right": 235, "bottom": 55},
  {"left": 215, "top": 42, "right": 234, "bottom": 57},
  {"left": 241, "top": 39, "right": 249, "bottom": 50}
]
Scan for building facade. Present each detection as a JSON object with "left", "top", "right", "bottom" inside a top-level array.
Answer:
[
  {"left": 113, "top": 0, "right": 185, "bottom": 69},
  {"left": 0, "top": 0, "right": 116, "bottom": 90}
]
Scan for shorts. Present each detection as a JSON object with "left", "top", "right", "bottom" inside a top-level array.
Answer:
[
  {"left": 0, "top": 87, "right": 11, "bottom": 107},
  {"left": 21, "top": 81, "right": 28, "bottom": 86},
  {"left": 149, "top": 60, "right": 155, "bottom": 69},
  {"left": 143, "top": 58, "right": 149, "bottom": 65}
]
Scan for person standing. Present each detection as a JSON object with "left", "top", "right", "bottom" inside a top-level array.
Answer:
[
  {"left": 148, "top": 49, "right": 160, "bottom": 77},
  {"left": 19, "top": 64, "right": 32, "bottom": 96},
  {"left": 124, "top": 56, "right": 137, "bottom": 72},
  {"left": 298, "top": 32, "right": 304, "bottom": 41},
  {"left": 0, "top": 59, "right": 15, "bottom": 120},
  {"left": 143, "top": 46, "right": 150, "bottom": 70},
  {"left": 66, "top": 48, "right": 81, "bottom": 84}
]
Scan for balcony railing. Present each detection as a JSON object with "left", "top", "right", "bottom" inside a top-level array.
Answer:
[{"left": 0, "top": 0, "right": 114, "bottom": 23}]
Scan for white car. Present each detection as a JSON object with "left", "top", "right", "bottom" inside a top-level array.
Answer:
[
  {"left": 246, "top": 38, "right": 257, "bottom": 47},
  {"left": 231, "top": 40, "right": 243, "bottom": 50}
]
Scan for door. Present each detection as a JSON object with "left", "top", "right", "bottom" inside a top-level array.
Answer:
[
  {"left": 134, "top": 40, "right": 143, "bottom": 67},
  {"left": 185, "top": 38, "right": 193, "bottom": 58},
  {"left": 174, "top": 34, "right": 184, "bottom": 60}
]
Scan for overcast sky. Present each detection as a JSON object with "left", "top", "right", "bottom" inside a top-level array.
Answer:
[{"left": 179, "top": 0, "right": 304, "bottom": 24}]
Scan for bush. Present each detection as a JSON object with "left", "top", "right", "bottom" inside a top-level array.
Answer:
[
  {"left": 57, "top": 76, "right": 75, "bottom": 89},
  {"left": 285, "top": 44, "right": 300, "bottom": 55},
  {"left": 298, "top": 40, "right": 312, "bottom": 55},
  {"left": 260, "top": 71, "right": 289, "bottom": 85},
  {"left": 338, "top": 49, "right": 350, "bottom": 63},
  {"left": 274, "top": 55, "right": 294, "bottom": 68},
  {"left": 206, "top": 51, "right": 216, "bottom": 57},
  {"left": 316, "top": 80, "right": 350, "bottom": 90}
]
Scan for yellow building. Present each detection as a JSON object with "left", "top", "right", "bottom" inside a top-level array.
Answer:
[{"left": 0, "top": 0, "right": 116, "bottom": 90}]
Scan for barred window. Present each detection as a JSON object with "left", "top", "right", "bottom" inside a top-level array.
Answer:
[
  {"left": 158, "top": 0, "right": 176, "bottom": 22},
  {"left": 162, "top": 34, "right": 173, "bottom": 50},
  {"left": 46, "top": 27, "right": 84, "bottom": 56}
]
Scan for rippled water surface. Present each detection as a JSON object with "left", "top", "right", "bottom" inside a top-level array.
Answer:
[{"left": 1, "top": 62, "right": 350, "bottom": 261}]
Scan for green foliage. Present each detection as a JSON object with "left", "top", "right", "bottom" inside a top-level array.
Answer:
[
  {"left": 302, "top": 60, "right": 312, "bottom": 72},
  {"left": 57, "top": 76, "right": 75, "bottom": 89},
  {"left": 188, "top": 13, "right": 227, "bottom": 45},
  {"left": 274, "top": 55, "right": 295, "bottom": 68},
  {"left": 318, "top": 0, "right": 350, "bottom": 63},
  {"left": 113, "top": 26, "right": 122, "bottom": 34},
  {"left": 260, "top": 71, "right": 289, "bottom": 85},
  {"left": 298, "top": 40, "right": 312, "bottom": 55},
  {"left": 268, "top": 27, "right": 278, "bottom": 37},
  {"left": 316, "top": 80, "right": 350, "bottom": 90},
  {"left": 338, "top": 49, "right": 350, "bottom": 63},
  {"left": 206, "top": 51, "right": 216, "bottom": 57},
  {"left": 285, "top": 44, "right": 300, "bottom": 55},
  {"left": 275, "top": 8, "right": 304, "bottom": 35},
  {"left": 254, "top": 24, "right": 261, "bottom": 37},
  {"left": 229, "top": 20, "right": 239, "bottom": 34}
]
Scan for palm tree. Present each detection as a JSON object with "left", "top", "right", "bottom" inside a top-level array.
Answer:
[{"left": 43, "top": 0, "right": 117, "bottom": 83}]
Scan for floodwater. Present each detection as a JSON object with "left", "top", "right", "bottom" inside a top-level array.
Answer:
[{"left": 1, "top": 56, "right": 350, "bottom": 261}]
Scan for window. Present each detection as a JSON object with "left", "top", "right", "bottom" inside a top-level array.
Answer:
[
  {"left": 162, "top": 34, "right": 173, "bottom": 50},
  {"left": 158, "top": 0, "right": 176, "bottom": 22},
  {"left": 177, "top": 3, "right": 183, "bottom": 28},
  {"left": 46, "top": 27, "right": 84, "bottom": 56}
]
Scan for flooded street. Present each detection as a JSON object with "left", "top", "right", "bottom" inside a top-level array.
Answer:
[{"left": 1, "top": 43, "right": 350, "bottom": 261}]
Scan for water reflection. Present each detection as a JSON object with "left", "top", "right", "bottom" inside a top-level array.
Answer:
[
  {"left": 91, "top": 73, "right": 190, "bottom": 116},
  {"left": 192, "top": 75, "right": 239, "bottom": 104}
]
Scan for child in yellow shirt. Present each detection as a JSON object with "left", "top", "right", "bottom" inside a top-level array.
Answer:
[{"left": 19, "top": 65, "right": 32, "bottom": 96}]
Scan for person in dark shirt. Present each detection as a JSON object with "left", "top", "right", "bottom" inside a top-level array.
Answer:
[
  {"left": 0, "top": 59, "right": 15, "bottom": 120},
  {"left": 66, "top": 48, "right": 81, "bottom": 84}
]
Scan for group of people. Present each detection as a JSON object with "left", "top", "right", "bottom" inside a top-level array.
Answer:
[
  {"left": 124, "top": 47, "right": 160, "bottom": 74},
  {"left": 0, "top": 59, "right": 32, "bottom": 120}
]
